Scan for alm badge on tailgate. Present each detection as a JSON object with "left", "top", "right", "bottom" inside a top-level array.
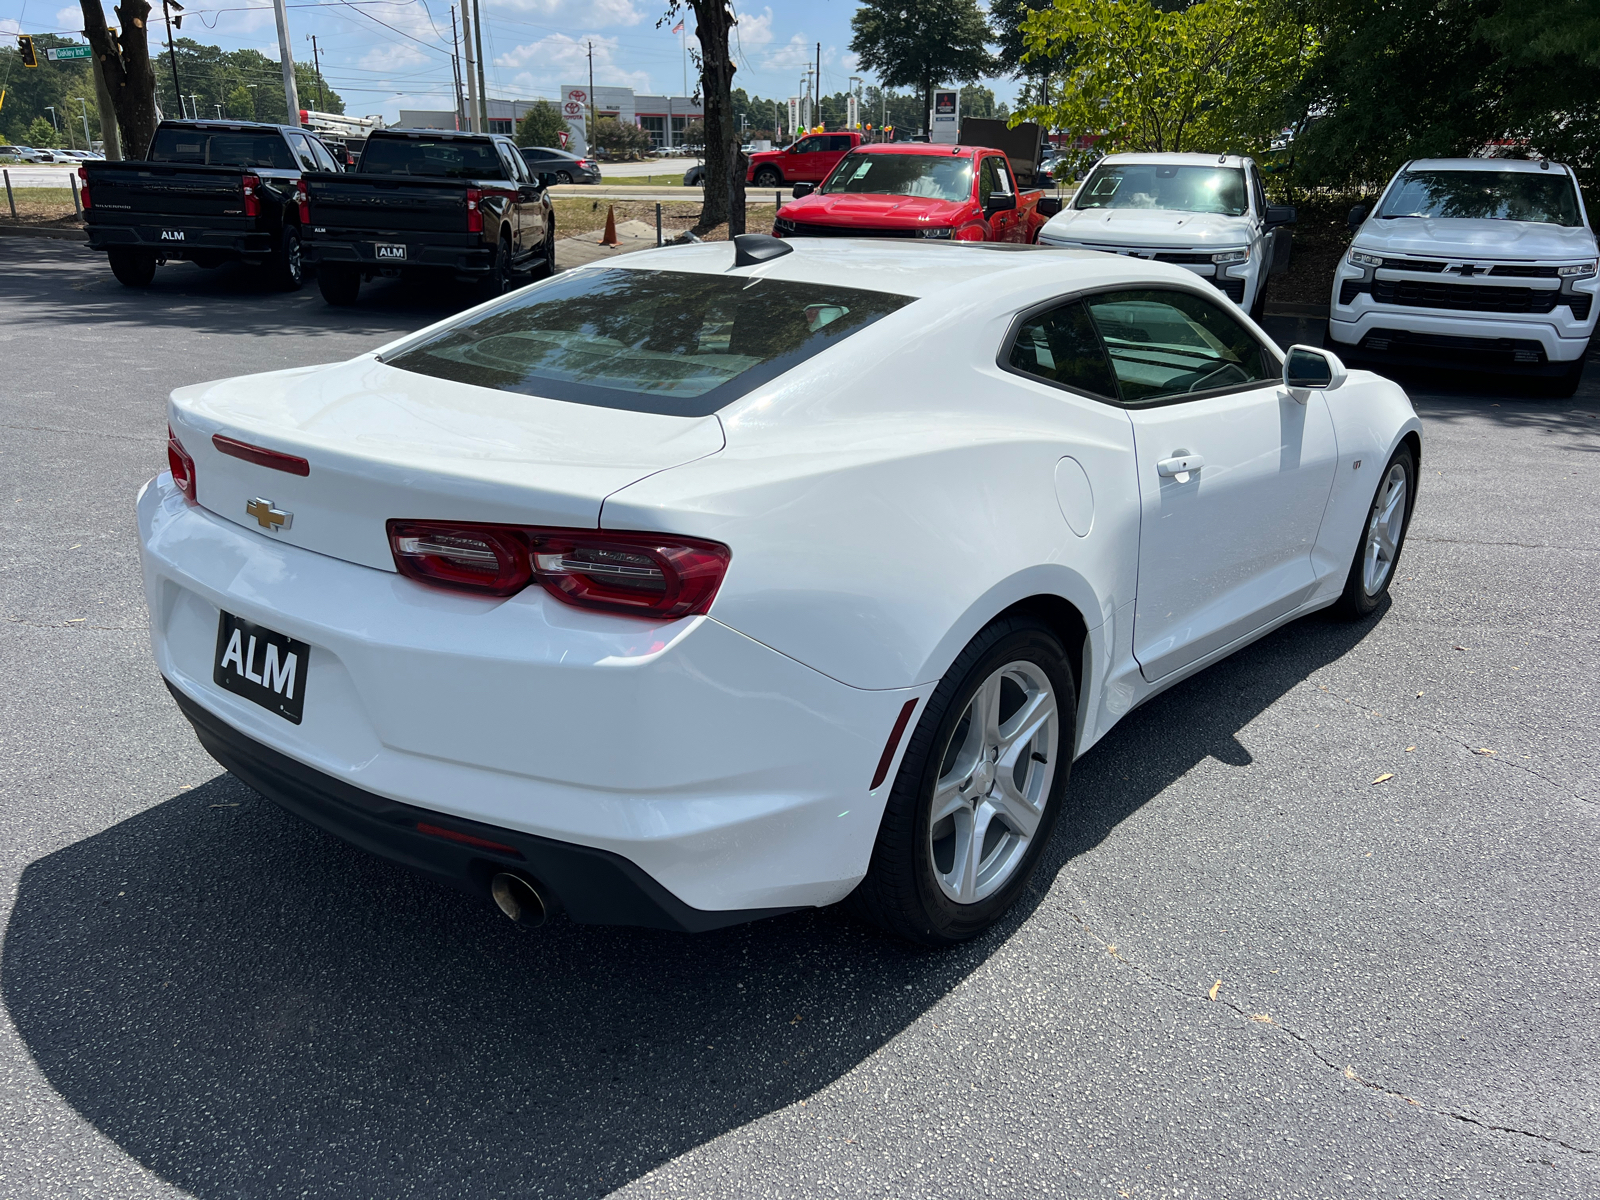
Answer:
[{"left": 374, "top": 243, "right": 407, "bottom": 260}]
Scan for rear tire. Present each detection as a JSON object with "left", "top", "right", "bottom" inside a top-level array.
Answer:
[
  {"left": 752, "top": 166, "right": 782, "bottom": 189},
  {"left": 270, "top": 225, "right": 304, "bottom": 291},
  {"left": 536, "top": 224, "right": 556, "bottom": 278},
  {"left": 555, "top": 170, "right": 572, "bottom": 185},
  {"left": 848, "top": 616, "right": 1075, "bottom": 945},
  {"left": 107, "top": 248, "right": 156, "bottom": 288},
  {"left": 1332, "top": 444, "right": 1416, "bottom": 619},
  {"left": 477, "top": 234, "right": 512, "bottom": 302},
  {"left": 318, "top": 263, "right": 361, "bottom": 306}
]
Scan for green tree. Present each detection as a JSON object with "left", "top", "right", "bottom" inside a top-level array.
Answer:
[
  {"left": 0, "top": 33, "right": 96, "bottom": 140},
  {"left": 226, "top": 85, "right": 255, "bottom": 120},
  {"left": 592, "top": 116, "right": 653, "bottom": 159},
  {"left": 1017, "top": 0, "right": 1315, "bottom": 154},
  {"left": 849, "top": 0, "right": 997, "bottom": 134},
  {"left": 26, "top": 116, "right": 62, "bottom": 148},
  {"left": 992, "top": 0, "right": 1069, "bottom": 104},
  {"left": 1288, "top": 0, "right": 1600, "bottom": 201},
  {"left": 514, "top": 99, "right": 566, "bottom": 147}
]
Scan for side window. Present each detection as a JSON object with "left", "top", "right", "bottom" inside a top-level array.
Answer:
[
  {"left": 978, "top": 157, "right": 997, "bottom": 206},
  {"left": 502, "top": 144, "right": 529, "bottom": 182},
  {"left": 284, "top": 132, "right": 319, "bottom": 172},
  {"left": 1250, "top": 168, "right": 1267, "bottom": 217},
  {"left": 1007, "top": 300, "right": 1118, "bottom": 400},
  {"left": 792, "top": 137, "right": 818, "bottom": 155},
  {"left": 308, "top": 138, "right": 339, "bottom": 172},
  {"left": 829, "top": 135, "right": 854, "bottom": 152},
  {"left": 490, "top": 142, "right": 517, "bottom": 181},
  {"left": 991, "top": 158, "right": 1012, "bottom": 195},
  {"left": 1083, "top": 289, "right": 1276, "bottom": 405}
]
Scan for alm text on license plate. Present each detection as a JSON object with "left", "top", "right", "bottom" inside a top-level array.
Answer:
[
  {"left": 214, "top": 610, "right": 310, "bottom": 724},
  {"left": 375, "top": 243, "right": 407, "bottom": 260}
]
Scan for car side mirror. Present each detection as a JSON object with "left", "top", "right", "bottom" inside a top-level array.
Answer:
[
  {"left": 1265, "top": 204, "right": 1296, "bottom": 227},
  {"left": 985, "top": 193, "right": 1017, "bottom": 215},
  {"left": 1283, "top": 345, "right": 1347, "bottom": 399},
  {"left": 791, "top": 182, "right": 814, "bottom": 198},
  {"left": 1037, "top": 196, "right": 1062, "bottom": 218},
  {"left": 1347, "top": 204, "right": 1370, "bottom": 230}
]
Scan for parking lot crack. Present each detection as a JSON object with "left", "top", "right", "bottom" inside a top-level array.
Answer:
[
  {"left": 4, "top": 615, "right": 139, "bottom": 632},
  {"left": 1054, "top": 887, "right": 1597, "bottom": 1156}
]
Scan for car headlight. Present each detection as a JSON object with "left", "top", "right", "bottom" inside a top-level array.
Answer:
[
  {"left": 916, "top": 227, "right": 953, "bottom": 239},
  {"left": 1348, "top": 249, "right": 1383, "bottom": 268},
  {"left": 1557, "top": 262, "right": 1597, "bottom": 278},
  {"left": 1211, "top": 248, "right": 1250, "bottom": 264},
  {"left": 773, "top": 217, "right": 796, "bottom": 235}
]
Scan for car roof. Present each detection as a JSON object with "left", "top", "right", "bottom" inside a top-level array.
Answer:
[
  {"left": 522, "top": 146, "right": 577, "bottom": 159},
  {"left": 1096, "top": 151, "right": 1254, "bottom": 169},
  {"left": 1403, "top": 157, "right": 1572, "bottom": 174},
  {"left": 852, "top": 143, "right": 987, "bottom": 158},
  {"left": 160, "top": 120, "right": 291, "bottom": 132},
  {"left": 597, "top": 236, "right": 1214, "bottom": 300},
  {"left": 377, "top": 127, "right": 500, "bottom": 140}
]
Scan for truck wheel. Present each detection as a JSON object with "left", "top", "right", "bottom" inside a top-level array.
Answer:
[
  {"left": 536, "top": 225, "right": 556, "bottom": 278},
  {"left": 318, "top": 264, "right": 361, "bottom": 306},
  {"left": 1537, "top": 351, "right": 1588, "bottom": 398},
  {"left": 752, "top": 166, "right": 782, "bottom": 188},
  {"left": 1248, "top": 276, "right": 1268, "bottom": 321},
  {"left": 270, "top": 226, "right": 304, "bottom": 291},
  {"left": 477, "top": 234, "right": 512, "bottom": 302},
  {"left": 107, "top": 249, "right": 156, "bottom": 288}
]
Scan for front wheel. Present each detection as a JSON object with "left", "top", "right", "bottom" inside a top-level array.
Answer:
[
  {"left": 1537, "top": 351, "right": 1587, "bottom": 398},
  {"left": 1248, "top": 275, "right": 1268, "bottom": 321},
  {"left": 107, "top": 248, "right": 156, "bottom": 288},
  {"left": 849, "top": 616, "right": 1074, "bottom": 945},
  {"left": 476, "top": 234, "right": 512, "bottom": 302},
  {"left": 1332, "top": 444, "right": 1415, "bottom": 619},
  {"left": 270, "top": 225, "right": 303, "bottom": 291},
  {"left": 752, "top": 166, "right": 782, "bottom": 189}
]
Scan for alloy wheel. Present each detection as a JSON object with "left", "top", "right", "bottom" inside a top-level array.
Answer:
[
  {"left": 1362, "top": 463, "right": 1407, "bottom": 595},
  {"left": 927, "top": 660, "right": 1059, "bottom": 904}
]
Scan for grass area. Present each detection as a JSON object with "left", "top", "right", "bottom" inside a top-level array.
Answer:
[
  {"left": 551, "top": 198, "right": 775, "bottom": 239},
  {"left": 1, "top": 186, "right": 80, "bottom": 224},
  {"left": 596, "top": 174, "right": 698, "bottom": 187}
]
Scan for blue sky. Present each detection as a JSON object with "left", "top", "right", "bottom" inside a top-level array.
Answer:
[{"left": 3, "top": 1, "right": 1021, "bottom": 124}]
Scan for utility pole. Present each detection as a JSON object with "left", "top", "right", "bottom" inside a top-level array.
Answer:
[
  {"left": 271, "top": 0, "right": 301, "bottom": 124},
  {"left": 449, "top": 7, "right": 465, "bottom": 130},
  {"left": 162, "top": 1, "right": 183, "bottom": 117},
  {"left": 460, "top": 0, "right": 479, "bottom": 132},
  {"left": 587, "top": 40, "right": 597, "bottom": 151},
  {"left": 816, "top": 42, "right": 822, "bottom": 129},
  {"left": 472, "top": 0, "right": 488, "bottom": 131},
  {"left": 79, "top": 99, "right": 93, "bottom": 150},
  {"left": 309, "top": 35, "right": 326, "bottom": 110}
]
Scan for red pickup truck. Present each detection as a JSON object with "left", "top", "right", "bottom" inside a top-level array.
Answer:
[
  {"left": 771, "top": 141, "right": 1058, "bottom": 243},
  {"left": 746, "top": 132, "right": 864, "bottom": 189}
]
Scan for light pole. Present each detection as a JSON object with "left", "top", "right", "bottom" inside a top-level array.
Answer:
[{"left": 78, "top": 98, "right": 92, "bottom": 150}]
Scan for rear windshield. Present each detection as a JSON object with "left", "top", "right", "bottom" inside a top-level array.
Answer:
[
  {"left": 1377, "top": 169, "right": 1583, "bottom": 226},
  {"left": 1074, "top": 163, "right": 1248, "bottom": 217},
  {"left": 822, "top": 153, "right": 974, "bottom": 202},
  {"left": 147, "top": 128, "right": 294, "bottom": 169},
  {"left": 383, "top": 267, "right": 913, "bottom": 416},
  {"left": 360, "top": 136, "right": 506, "bottom": 179}
]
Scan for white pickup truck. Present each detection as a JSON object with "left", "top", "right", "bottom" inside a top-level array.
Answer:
[
  {"left": 1036, "top": 152, "right": 1296, "bottom": 318},
  {"left": 1328, "top": 157, "right": 1597, "bottom": 396}
]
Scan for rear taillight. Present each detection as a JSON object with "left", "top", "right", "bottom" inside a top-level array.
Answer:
[
  {"left": 465, "top": 187, "right": 483, "bottom": 233},
  {"left": 294, "top": 177, "right": 310, "bottom": 224},
  {"left": 386, "top": 520, "right": 731, "bottom": 619},
  {"left": 212, "top": 433, "right": 310, "bottom": 476},
  {"left": 242, "top": 173, "right": 261, "bottom": 218},
  {"left": 77, "top": 165, "right": 91, "bottom": 210},
  {"left": 167, "top": 426, "right": 197, "bottom": 504}
]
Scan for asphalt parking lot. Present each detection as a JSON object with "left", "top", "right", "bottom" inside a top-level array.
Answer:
[{"left": 1, "top": 239, "right": 1596, "bottom": 1199}]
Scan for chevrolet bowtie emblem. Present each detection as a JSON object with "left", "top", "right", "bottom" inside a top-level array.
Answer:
[{"left": 246, "top": 497, "right": 292, "bottom": 532}]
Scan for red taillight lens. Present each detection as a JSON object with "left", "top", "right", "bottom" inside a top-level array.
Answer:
[
  {"left": 167, "top": 426, "right": 197, "bottom": 504},
  {"left": 465, "top": 187, "right": 483, "bottom": 233},
  {"left": 77, "top": 165, "right": 91, "bottom": 210},
  {"left": 212, "top": 433, "right": 310, "bottom": 476},
  {"left": 386, "top": 520, "right": 731, "bottom": 619},
  {"left": 242, "top": 173, "right": 261, "bottom": 218},
  {"left": 295, "top": 176, "right": 310, "bottom": 224}
]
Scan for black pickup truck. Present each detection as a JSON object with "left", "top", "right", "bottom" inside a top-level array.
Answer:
[
  {"left": 81, "top": 120, "right": 345, "bottom": 289},
  {"left": 302, "top": 129, "right": 558, "bottom": 306}
]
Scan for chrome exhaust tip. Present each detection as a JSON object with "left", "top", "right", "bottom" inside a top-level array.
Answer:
[{"left": 490, "top": 873, "right": 547, "bottom": 928}]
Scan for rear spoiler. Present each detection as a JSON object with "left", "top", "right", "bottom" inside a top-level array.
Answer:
[{"left": 959, "top": 118, "right": 1046, "bottom": 185}]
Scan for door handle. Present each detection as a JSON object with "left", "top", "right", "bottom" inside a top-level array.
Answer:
[{"left": 1157, "top": 454, "right": 1204, "bottom": 482}]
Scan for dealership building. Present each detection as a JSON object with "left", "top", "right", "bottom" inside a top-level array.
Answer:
[{"left": 397, "top": 87, "right": 703, "bottom": 156}]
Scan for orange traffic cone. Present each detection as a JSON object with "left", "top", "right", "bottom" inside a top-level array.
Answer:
[{"left": 599, "top": 204, "right": 620, "bottom": 247}]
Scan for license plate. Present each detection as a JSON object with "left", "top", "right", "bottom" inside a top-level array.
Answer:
[
  {"left": 214, "top": 611, "right": 309, "bottom": 724},
  {"left": 374, "top": 243, "right": 407, "bottom": 260},
  {"left": 158, "top": 229, "right": 188, "bottom": 243}
]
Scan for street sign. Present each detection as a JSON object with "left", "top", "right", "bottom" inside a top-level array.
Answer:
[{"left": 47, "top": 45, "right": 94, "bottom": 61}]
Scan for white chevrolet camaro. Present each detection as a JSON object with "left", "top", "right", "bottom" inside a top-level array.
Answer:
[{"left": 139, "top": 235, "right": 1421, "bottom": 944}]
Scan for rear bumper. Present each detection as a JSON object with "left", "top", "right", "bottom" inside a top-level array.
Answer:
[
  {"left": 138, "top": 474, "right": 917, "bottom": 917},
  {"left": 166, "top": 679, "right": 789, "bottom": 931},
  {"left": 86, "top": 224, "right": 273, "bottom": 259},
  {"left": 306, "top": 236, "right": 492, "bottom": 274}
]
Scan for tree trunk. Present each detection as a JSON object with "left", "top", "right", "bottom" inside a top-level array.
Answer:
[
  {"left": 80, "top": 0, "right": 158, "bottom": 158},
  {"left": 691, "top": 0, "right": 744, "bottom": 236}
]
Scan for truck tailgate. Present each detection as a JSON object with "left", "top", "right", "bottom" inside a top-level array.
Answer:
[
  {"left": 83, "top": 163, "right": 252, "bottom": 223},
  {"left": 304, "top": 174, "right": 471, "bottom": 234}
]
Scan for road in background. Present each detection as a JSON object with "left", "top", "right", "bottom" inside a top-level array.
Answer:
[{"left": 1, "top": 241, "right": 1596, "bottom": 1199}]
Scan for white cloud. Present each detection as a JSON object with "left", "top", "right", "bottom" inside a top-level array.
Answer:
[
  {"left": 496, "top": 32, "right": 650, "bottom": 91},
  {"left": 762, "top": 34, "right": 812, "bottom": 71},
  {"left": 0, "top": 17, "right": 24, "bottom": 36},
  {"left": 54, "top": 8, "right": 85, "bottom": 34},
  {"left": 735, "top": 6, "right": 775, "bottom": 50},
  {"left": 489, "top": 0, "right": 643, "bottom": 25},
  {"left": 360, "top": 43, "right": 431, "bottom": 73}
]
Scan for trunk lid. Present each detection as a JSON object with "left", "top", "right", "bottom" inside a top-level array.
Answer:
[{"left": 169, "top": 357, "right": 725, "bottom": 572}]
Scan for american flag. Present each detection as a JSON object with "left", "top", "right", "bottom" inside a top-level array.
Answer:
[{"left": 671, "top": 20, "right": 684, "bottom": 33}]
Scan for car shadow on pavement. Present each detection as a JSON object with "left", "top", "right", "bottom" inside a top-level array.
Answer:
[
  {"left": 1, "top": 615, "right": 1382, "bottom": 1198},
  {"left": 0, "top": 240, "right": 470, "bottom": 339}
]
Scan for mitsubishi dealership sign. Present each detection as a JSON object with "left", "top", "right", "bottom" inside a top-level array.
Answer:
[{"left": 930, "top": 89, "right": 960, "bottom": 143}]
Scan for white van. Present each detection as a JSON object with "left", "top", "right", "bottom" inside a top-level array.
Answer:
[
  {"left": 1328, "top": 158, "right": 1596, "bottom": 396},
  {"left": 1036, "top": 152, "right": 1295, "bottom": 318}
]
